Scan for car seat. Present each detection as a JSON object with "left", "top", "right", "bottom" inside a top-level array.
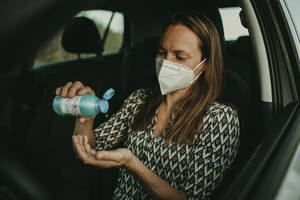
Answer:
[
  {"left": 117, "top": 7, "right": 252, "bottom": 200},
  {"left": 212, "top": 11, "right": 261, "bottom": 199},
  {"left": 224, "top": 10, "right": 258, "bottom": 99},
  {"left": 119, "top": 5, "right": 226, "bottom": 101},
  {"left": 61, "top": 17, "right": 104, "bottom": 57},
  {"left": 25, "top": 16, "right": 120, "bottom": 200},
  {"left": 224, "top": 36, "right": 257, "bottom": 94}
]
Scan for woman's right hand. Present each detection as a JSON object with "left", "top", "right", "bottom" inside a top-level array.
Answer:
[{"left": 55, "top": 81, "right": 96, "bottom": 123}]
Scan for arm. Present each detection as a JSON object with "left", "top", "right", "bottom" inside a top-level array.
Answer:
[
  {"left": 55, "top": 81, "right": 97, "bottom": 147},
  {"left": 183, "top": 105, "right": 240, "bottom": 199},
  {"left": 72, "top": 105, "right": 239, "bottom": 200},
  {"left": 127, "top": 155, "right": 187, "bottom": 200},
  {"left": 93, "top": 89, "right": 146, "bottom": 151},
  {"left": 72, "top": 92, "right": 135, "bottom": 151},
  {"left": 56, "top": 81, "right": 144, "bottom": 150},
  {"left": 73, "top": 117, "right": 95, "bottom": 147}
]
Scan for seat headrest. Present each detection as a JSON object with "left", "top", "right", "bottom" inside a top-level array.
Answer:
[
  {"left": 219, "top": 69, "right": 250, "bottom": 119},
  {"left": 199, "top": 6, "right": 225, "bottom": 45},
  {"left": 172, "top": 6, "right": 225, "bottom": 46},
  {"left": 231, "top": 36, "right": 252, "bottom": 56},
  {"left": 61, "top": 17, "right": 103, "bottom": 55}
]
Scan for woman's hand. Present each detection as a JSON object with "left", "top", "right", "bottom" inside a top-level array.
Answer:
[
  {"left": 72, "top": 135, "right": 134, "bottom": 169},
  {"left": 55, "top": 81, "right": 96, "bottom": 123},
  {"left": 73, "top": 136, "right": 186, "bottom": 200}
]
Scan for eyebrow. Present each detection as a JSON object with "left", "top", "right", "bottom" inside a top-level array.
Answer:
[
  {"left": 158, "top": 45, "right": 191, "bottom": 56},
  {"left": 173, "top": 50, "right": 191, "bottom": 56}
]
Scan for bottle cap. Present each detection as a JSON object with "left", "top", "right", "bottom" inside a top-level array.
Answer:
[
  {"left": 103, "top": 88, "right": 115, "bottom": 100},
  {"left": 98, "top": 99, "right": 109, "bottom": 113}
]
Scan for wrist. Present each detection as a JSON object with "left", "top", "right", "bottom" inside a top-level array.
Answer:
[{"left": 125, "top": 153, "right": 138, "bottom": 171}]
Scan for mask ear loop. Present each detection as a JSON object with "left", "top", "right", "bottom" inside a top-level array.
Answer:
[
  {"left": 192, "top": 58, "right": 207, "bottom": 72},
  {"left": 190, "top": 58, "right": 207, "bottom": 83},
  {"left": 193, "top": 70, "right": 204, "bottom": 82}
]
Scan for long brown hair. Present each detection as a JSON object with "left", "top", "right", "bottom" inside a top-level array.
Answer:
[{"left": 133, "top": 11, "right": 223, "bottom": 145}]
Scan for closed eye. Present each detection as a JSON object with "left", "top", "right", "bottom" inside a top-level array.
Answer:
[{"left": 176, "top": 56, "right": 186, "bottom": 61}]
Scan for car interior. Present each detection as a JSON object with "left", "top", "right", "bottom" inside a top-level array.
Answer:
[{"left": 0, "top": 0, "right": 270, "bottom": 199}]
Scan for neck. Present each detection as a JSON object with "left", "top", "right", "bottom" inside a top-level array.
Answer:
[{"left": 163, "top": 87, "right": 189, "bottom": 111}]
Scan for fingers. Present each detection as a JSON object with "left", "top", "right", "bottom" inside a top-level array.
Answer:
[
  {"left": 77, "top": 86, "right": 95, "bottom": 96},
  {"left": 95, "top": 149, "right": 133, "bottom": 169},
  {"left": 73, "top": 135, "right": 124, "bottom": 168},
  {"left": 91, "top": 160, "right": 119, "bottom": 168},
  {"left": 68, "top": 81, "right": 84, "bottom": 98},
  {"left": 83, "top": 136, "right": 92, "bottom": 153},
  {"left": 73, "top": 135, "right": 96, "bottom": 157},
  {"left": 95, "top": 150, "right": 122, "bottom": 162},
  {"left": 55, "top": 81, "right": 95, "bottom": 98},
  {"left": 55, "top": 87, "right": 62, "bottom": 96},
  {"left": 61, "top": 81, "right": 73, "bottom": 98},
  {"left": 72, "top": 135, "right": 84, "bottom": 153},
  {"left": 82, "top": 136, "right": 96, "bottom": 156},
  {"left": 78, "top": 135, "right": 88, "bottom": 154},
  {"left": 90, "top": 149, "right": 96, "bottom": 156},
  {"left": 72, "top": 135, "right": 94, "bottom": 164},
  {"left": 73, "top": 136, "right": 116, "bottom": 167}
]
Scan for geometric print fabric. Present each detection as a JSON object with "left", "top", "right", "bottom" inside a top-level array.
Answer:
[{"left": 94, "top": 89, "right": 240, "bottom": 200}]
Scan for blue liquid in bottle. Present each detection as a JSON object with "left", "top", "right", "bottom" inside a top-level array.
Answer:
[{"left": 53, "top": 88, "right": 115, "bottom": 117}]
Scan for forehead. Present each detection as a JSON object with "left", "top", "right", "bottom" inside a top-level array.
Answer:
[{"left": 161, "top": 24, "right": 201, "bottom": 54}]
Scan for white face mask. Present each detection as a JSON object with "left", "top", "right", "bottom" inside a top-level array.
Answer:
[{"left": 155, "top": 57, "right": 207, "bottom": 95}]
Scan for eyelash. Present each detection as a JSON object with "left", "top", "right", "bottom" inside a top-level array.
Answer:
[
  {"left": 176, "top": 56, "right": 185, "bottom": 61},
  {"left": 157, "top": 50, "right": 186, "bottom": 61}
]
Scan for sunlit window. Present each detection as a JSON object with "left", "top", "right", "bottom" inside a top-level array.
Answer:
[
  {"left": 77, "top": 10, "right": 124, "bottom": 54},
  {"left": 34, "top": 10, "right": 124, "bottom": 69},
  {"left": 219, "top": 7, "right": 249, "bottom": 41}
]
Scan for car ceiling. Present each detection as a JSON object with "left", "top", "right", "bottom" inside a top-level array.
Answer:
[{"left": 0, "top": 0, "right": 237, "bottom": 76}]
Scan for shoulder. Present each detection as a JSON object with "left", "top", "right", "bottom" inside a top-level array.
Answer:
[
  {"left": 201, "top": 102, "right": 239, "bottom": 134},
  {"left": 205, "top": 102, "right": 238, "bottom": 119},
  {"left": 196, "top": 102, "right": 240, "bottom": 147},
  {"left": 123, "top": 88, "right": 150, "bottom": 107},
  {"left": 126, "top": 88, "right": 150, "bottom": 101}
]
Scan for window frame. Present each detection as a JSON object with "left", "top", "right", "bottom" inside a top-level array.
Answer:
[{"left": 33, "top": 9, "right": 126, "bottom": 69}]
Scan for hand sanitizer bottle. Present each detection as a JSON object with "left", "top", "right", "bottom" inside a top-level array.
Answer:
[{"left": 53, "top": 88, "right": 115, "bottom": 117}]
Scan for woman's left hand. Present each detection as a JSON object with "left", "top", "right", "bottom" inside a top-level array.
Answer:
[{"left": 72, "top": 135, "right": 134, "bottom": 169}]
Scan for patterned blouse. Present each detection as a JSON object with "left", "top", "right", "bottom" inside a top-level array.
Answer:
[{"left": 94, "top": 89, "right": 240, "bottom": 200}]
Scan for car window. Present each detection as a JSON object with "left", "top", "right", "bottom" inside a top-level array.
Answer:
[
  {"left": 279, "top": 0, "right": 300, "bottom": 64},
  {"left": 33, "top": 10, "right": 124, "bottom": 69},
  {"left": 281, "top": 0, "right": 300, "bottom": 40},
  {"left": 219, "top": 7, "right": 249, "bottom": 41}
]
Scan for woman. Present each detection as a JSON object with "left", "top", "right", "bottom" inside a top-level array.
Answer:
[{"left": 56, "top": 11, "right": 240, "bottom": 200}]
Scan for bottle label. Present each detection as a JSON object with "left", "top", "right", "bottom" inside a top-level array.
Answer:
[{"left": 60, "top": 96, "right": 82, "bottom": 116}]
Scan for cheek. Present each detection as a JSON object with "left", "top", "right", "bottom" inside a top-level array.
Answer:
[
  {"left": 189, "top": 53, "right": 203, "bottom": 68},
  {"left": 185, "top": 59, "right": 200, "bottom": 69}
]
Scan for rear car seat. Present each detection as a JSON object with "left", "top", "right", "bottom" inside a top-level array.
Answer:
[
  {"left": 224, "top": 36, "right": 257, "bottom": 95},
  {"left": 25, "top": 17, "right": 120, "bottom": 199},
  {"left": 62, "top": 17, "right": 104, "bottom": 56}
]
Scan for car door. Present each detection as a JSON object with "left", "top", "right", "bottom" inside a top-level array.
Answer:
[{"left": 218, "top": 0, "right": 300, "bottom": 199}]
